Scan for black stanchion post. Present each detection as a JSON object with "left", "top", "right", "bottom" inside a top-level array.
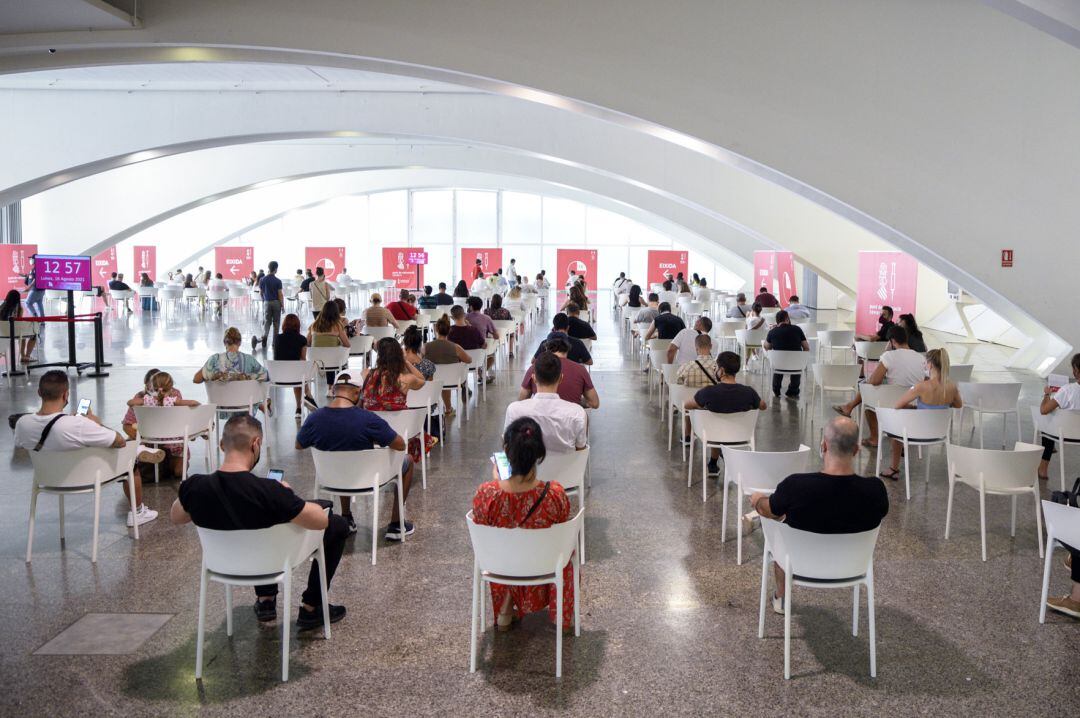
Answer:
[
  {"left": 4, "top": 316, "right": 26, "bottom": 377},
  {"left": 84, "top": 313, "right": 109, "bottom": 378},
  {"left": 65, "top": 290, "right": 77, "bottom": 367}
]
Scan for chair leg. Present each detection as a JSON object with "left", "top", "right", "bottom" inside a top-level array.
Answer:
[
  {"left": 318, "top": 543, "right": 331, "bottom": 638},
  {"left": 687, "top": 435, "right": 694, "bottom": 487},
  {"left": 757, "top": 546, "right": 769, "bottom": 638},
  {"left": 573, "top": 553, "right": 581, "bottom": 637},
  {"left": 195, "top": 567, "right": 208, "bottom": 679},
  {"left": 701, "top": 443, "right": 708, "bottom": 502},
  {"left": 1059, "top": 439, "right": 1066, "bottom": 492},
  {"left": 371, "top": 488, "right": 379, "bottom": 566},
  {"left": 225, "top": 585, "right": 234, "bottom": 636},
  {"left": 1034, "top": 490, "right": 1044, "bottom": 558},
  {"left": 867, "top": 572, "right": 877, "bottom": 678},
  {"left": 944, "top": 478, "right": 955, "bottom": 539},
  {"left": 91, "top": 484, "right": 102, "bottom": 564},
  {"left": 721, "top": 475, "right": 730, "bottom": 543},
  {"left": 128, "top": 472, "right": 140, "bottom": 540},
  {"left": 1010, "top": 495, "right": 1017, "bottom": 537},
  {"left": 1039, "top": 539, "right": 1054, "bottom": 623},
  {"left": 58, "top": 494, "right": 65, "bottom": 543},
  {"left": 555, "top": 574, "right": 564, "bottom": 678},
  {"left": 281, "top": 572, "right": 291, "bottom": 682},
  {"left": 420, "top": 432, "right": 427, "bottom": 490},
  {"left": 783, "top": 571, "right": 793, "bottom": 680},
  {"left": 903, "top": 438, "right": 911, "bottom": 501},
  {"left": 25, "top": 486, "right": 38, "bottom": 563},
  {"left": 852, "top": 583, "right": 860, "bottom": 636},
  {"left": 736, "top": 489, "right": 743, "bottom": 565},
  {"left": 469, "top": 564, "right": 480, "bottom": 673},
  {"left": 396, "top": 476, "right": 407, "bottom": 543},
  {"left": 979, "top": 487, "right": 988, "bottom": 562}
]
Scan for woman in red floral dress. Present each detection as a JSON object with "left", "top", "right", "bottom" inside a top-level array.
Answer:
[
  {"left": 362, "top": 337, "right": 436, "bottom": 463},
  {"left": 472, "top": 417, "right": 575, "bottom": 630}
]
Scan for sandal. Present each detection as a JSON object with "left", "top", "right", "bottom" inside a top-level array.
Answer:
[
  {"left": 832, "top": 405, "right": 851, "bottom": 417},
  {"left": 879, "top": 468, "right": 900, "bottom": 481}
]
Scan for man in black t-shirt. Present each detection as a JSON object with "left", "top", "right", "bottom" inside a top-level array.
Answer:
[
  {"left": 534, "top": 313, "right": 593, "bottom": 365},
  {"left": 857, "top": 305, "right": 895, "bottom": 342},
  {"left": 565, "top": 303, "right": 597, "bottom": 341},
  {"left": 643, "top": 302, "right": 686, "bottom": 341},
  {"left": 750, "top": 416, "right": 889, "bottom": 615},
  {"left": 433, "top": 282, "right": 454, "bottom": 306},
  {"left": 763, "top": 309, "right": 810, "bottom": 399},
  {"left": 684, "top": 351, "right": 767, "bottom": 475},
  {"left": 172, "top": 414, "right": 348, "bottom": 629}
]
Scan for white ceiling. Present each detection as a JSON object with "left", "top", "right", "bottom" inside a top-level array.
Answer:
[
  {"left": 0, "top": 0, "right": 135, "bottom": 34},
  {"left": 0, "top": 62, "right": 475, "bottom": 92}
]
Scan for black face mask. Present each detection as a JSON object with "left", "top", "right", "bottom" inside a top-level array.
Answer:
[{"left": 878, "top": 316, "right": 889, "bottom": 325}]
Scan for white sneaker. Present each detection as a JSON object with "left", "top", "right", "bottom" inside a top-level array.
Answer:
[
  {"left": 127, "top": 504, "right": 159, "bottom": 527},
  {"left": 740, "top": 511, "right": 758, "bottom": 536},
  {"left": 772, "top": 593, "right": 785, "bottom": 615},
  {"left": 136, "top": 446, "right": 165, "bottom": 464}
]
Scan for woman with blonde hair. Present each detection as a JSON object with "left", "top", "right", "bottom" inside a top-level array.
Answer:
[
  {"left": 363, "top": 292, "right": 399, "bottom": 329},
  {"left": 194, "top": 327, "right": 267, "bottom": 383},
  {"left": 124, "top": 370, "right": 201, "bottom": 478},
  {"left": 308, "top": 300, "right": 351, "bottom": 391},
  {"left": 880, "top": 348, "right": 962, "bottom": 480}
]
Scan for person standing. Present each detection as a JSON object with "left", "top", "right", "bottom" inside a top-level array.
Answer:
[
  {"left": 309, "top": 266, "right": 332, "bottom": 319},
  {"left": 24, "top": 256, "right": 45, "bottom": 318},
  {"left": 254, "top": 261, "right": 284, "bottom": 350},
  {"left": 506, "top": 259, "right": 519, "bottom": 288}
]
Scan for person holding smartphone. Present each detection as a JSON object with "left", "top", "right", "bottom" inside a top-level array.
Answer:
[
  {"left": 14, "top": 370, "right": 164, "bottom": 527},
  {"left": 472, "top": 417, "right": 574, "bottom": 632},
  {"left": 172, "top": 414, "right": 349, "bottom": 629}
]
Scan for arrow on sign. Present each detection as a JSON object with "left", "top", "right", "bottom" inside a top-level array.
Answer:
[{"left": 230, "top": 265, "right": 239, "bottom": 276}]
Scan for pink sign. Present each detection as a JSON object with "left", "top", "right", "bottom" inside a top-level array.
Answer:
[
  {"left": 133, "top": 246, "right": 156, "bottom": 282},
  {"left": 92, "top": 246, "right": 117, "bottom": 284},
  {"left": 407, "top": 250, "right": 429, "bottom": 265},
  {"left": 556, "top": 248, "right": 598, "bottom": 287},
  {"left": 35, "top": 254, "right": 94, "bottom": 292},
  {"left": 461, "top": 247, "right": 502, "bottom": 283},
  {"left": 0, "top": 244, "right": 37, "bottom": 293},
  {"left": 382, "top": 247, "right": 424, "bottom": 288},
  {"left": 305, "top": 246, "right": 346, "bottom": 281},
  {"left": 752, "top": 250, "right": 797, "bottom": 306},
  {"left": 215, "top": 246, "right": 254, "bottom": 279},
  {"left": 647, "top": 250, "right": 688, "bottom": 286},
  {"left": 855, "top": 251, "right": 918, "bottom": 335}
]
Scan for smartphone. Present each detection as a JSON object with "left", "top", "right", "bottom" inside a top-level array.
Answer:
[
  {"left": 267, "top": 469, "right": 284, "bottom": 483},
  {"left": 76, "top": 398, "right": 91, "bottom": 416},
  {"left": 492, "top": 452, "right": 511, "bottom": 481}
]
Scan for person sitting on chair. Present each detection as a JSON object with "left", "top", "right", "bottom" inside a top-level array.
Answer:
[{"left": 683, "top": 351, "right": 766, "bottom": 476}]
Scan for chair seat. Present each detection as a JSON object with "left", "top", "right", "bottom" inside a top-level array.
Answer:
[
  {"left": 481, "top": 570, "right": 558, "bottom": 585},
  {"left": 207, "top": 569, "right": 287, "bottom": 586},
  {"left": 882, "top": 432, "right": 947, "bottom": 444},
  {"left": 792, "top": 573, "right": 866, "bottom": 586}
]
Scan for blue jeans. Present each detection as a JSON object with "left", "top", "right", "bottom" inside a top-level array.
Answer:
[{"left": 26, "top": 289, "right": 45, "bottom": 317}]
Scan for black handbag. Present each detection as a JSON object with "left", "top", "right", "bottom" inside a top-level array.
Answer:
[{"left": 1050, "top": 477, "right": 1080, "bottom": 508}]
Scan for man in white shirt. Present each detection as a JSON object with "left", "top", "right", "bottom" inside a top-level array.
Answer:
[
  {"left": 834, "top": 325, "right": 923, "bottom": 446},
  {"left": 337, "top": 268, "right": 351, "bottom": 283},
  {"left": 727, "top": 293, "right": 749, "bottom": 319},
  {"left": 506, "top": 259, "right": 519, "bottom": 287},
  {"left": 1038, "top": 352, "right": 1080, "bottom": 480},
  {"left": 493, "top": 270, "right": 510, "bottom": 295},
  {"left": 695, "top": 278, "right": 711, "bottom": 305},
  {"left": 470, "top": 272, "right": 488, "bottom": 296},
  {"left": 668, "top": 316, "right": 713, "bottom": 366},
  {"left": 565, "top": 270, "right": 578, "bottom": 290},
  {"left": 785, "top": 295, "right": 811, "bottom": 322},
  {"left": 14, "top": 370, "right": 163, "bottom": 527},
  {"left": 504, "top": 351, "right": 587, "bottom": 452}
]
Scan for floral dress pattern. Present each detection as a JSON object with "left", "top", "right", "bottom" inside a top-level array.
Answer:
[
  {"left": 201, "top": 350, "right": 267, "bottom": 382},
  {"left": 122, "top": 389, "right": 186, "bottom": 456},
  {"left": 471, "top": 480, "right": 575, "bottom": 627},
  {"left": 361, "top": 369, "right": 437, "bottom": 463}
]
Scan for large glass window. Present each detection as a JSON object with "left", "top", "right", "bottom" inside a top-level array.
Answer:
[
  {"left": 501, "top": 192, "right": 541, "bottom": 245},
  {"left": 368, "top": 190, "right": 408, "bottom": 248},
  {"left": 541, "top": 197, "right": 585, "bottom": 246},
  {"left": 456, "top": 190, "right": 497, "bottom": 246},
  {"left": 411, "top": 190, "right": 453, "bottom": 246}
]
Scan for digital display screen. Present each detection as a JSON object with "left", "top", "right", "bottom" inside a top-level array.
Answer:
[{"left": 35, "top": 254, "right": 93, "bottom": 292}]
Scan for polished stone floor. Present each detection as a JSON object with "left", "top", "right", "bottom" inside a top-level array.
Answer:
[{"left": 1, "top": 296, "right": 1076, "bottom": 717}]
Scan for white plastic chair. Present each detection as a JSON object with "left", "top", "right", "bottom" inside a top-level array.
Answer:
[
  {"left": 347, "top": 334, "right": 375, "bottom": 370},
  {"left": 809, "top": 364, "right": 861, "bottom": 431},
  {"left": 406, "top": 379, "right": 442, "bottom": 452},
  {"left": 758, "top": 519, "right": 880, "bottom": 679},
  {"left": 466, "top": 508, "right": 583, "bottom": 678},
  {"left": 876, "top": 407, "right": 952, "bottom": 501},
  {"left": 765, "top": 350, "right": 811, "bottom": 397},
  {"left": 194, "top": 518, "right": 330, "bottom": 682},
  {"left": 465, "top": 348, "right": 488, "bottom": 406},
  {"left": 133, "top": 404, "right": 216, "bottom": 481},
  {"left": 1034, "top": 409, "right": 1080, "bottom": 492},
  {"left": 945, "top": 442, "right": 1044, "bottom": 561},
  {"left": 1038, "top": 500, "right": 1080, "bottom": 623},
  {"left": 307, "top": 346, "right": 350, "bottom": 385},
  {"left": 855, "top": 341, "right": 889, "bottom": 362},
  {"left": 858, "top": 383, "right": 911, "bottom": 447},
  {"left": 266, "top": 360, "right": 316, "bottom": 421},
  {"left": 716, "top": 320, "right": 743, "bottom": 353},
  {"left": 204, "top": 380, "right": 270, "bottom": 450},
  {"left": 722, "top": 445, "right": 811, "bottom": 565},
  {"left": 735, "top": 329, "right": 767, "bottom": 373},
  {"left": 949, "top": 364, "right": 974, "bottom": 383},
  {"left": 363, "top": 326, "right": 397, "bottom": 343},
  {"left": 206, "top": 287, "right": 228, "bottom": 315},
  {"left": 26, "top": 443, "right": 139, "bottom": 563},
  {"left": 818, "top": 329, "right": 855, "bottom": 363},
  {"left": 688, "top": 409, "right": 759, "bottom": 500},
  {"left": 311, "top": 447, "right": 404, "bottom": 565},
  {"left": 536, "top": 447, "right": 590, "bottom": 562},
  {"left": 371, "top": 408, "right": 429, "bottom": 489},
  {"left": 433, "top": 363, "right": 469, "bottom": 421},
  {"left": 667, "top": 383, "right": 699, "bottom": 462},
  {"left": 135, "top": 286, "right": 158, "bottom": 316},
  {"left": 957, "top": 382, "right": 1022, "bottom": 449}
]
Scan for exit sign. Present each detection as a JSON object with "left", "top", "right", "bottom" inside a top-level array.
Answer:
[{"left": 1001, "top": 249, "right": 1013, "bottom": 268}]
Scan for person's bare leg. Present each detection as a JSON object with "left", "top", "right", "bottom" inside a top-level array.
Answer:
[
  {"left": 123, "top": 424, "right": 137, "bottom": 441},
  {"left": 889, "top": 438, "right": 902, "bottom": 472},
  {"left": 128, "top": 470, "right": 145, "bottom": 506},
  {"left": 866, "top": 411, "right": 878, "bottom": 445},
  {"left": 838, "top": 393, "right": 862, "bottom": 416},
  {"left": 773, "top": 563, "right": 786, "bottom": 597},
  {"left": 339, "top": 496, "right": 352, "bottom": 518},
  {"left": 391, "top": 461, "right": 414, "bottom": 523},
  {"left": 1039, "top": 458, "right": 1051, "bottom": 478},
  {"left": 442, "top": 389, "right": 453, "bottom": 412},
  {"left": 292, "top": 386, "right": 302, "bottom": 412}
]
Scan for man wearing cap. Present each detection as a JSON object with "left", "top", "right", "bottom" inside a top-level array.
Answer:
[{"left": 296, "top": 372, "right": 417, "bottom": 541}]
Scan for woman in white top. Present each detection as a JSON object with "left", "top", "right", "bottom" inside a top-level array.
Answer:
[
  {"left": 1038, "top": 352, "right": 1080, "bottom": 480},
  {"left": 834, "top": 324, "right": 922, "bottom": 446},
  {"left": 504, "top": 286, "right": 524, "bottom": 312},
  {"left": 745, "top": 302, "right": 766, "bottom": 331}
]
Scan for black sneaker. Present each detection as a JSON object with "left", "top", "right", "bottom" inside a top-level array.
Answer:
[
  {"left": 681, "top": 435, "right": 692, "bottom": 447},
  {"left": 384, "top": 520, "right": 415, "bottom": 541},
  {"left": 253, "top": 598, "right": 277, "bottom": 622},
  {"left": 303, "top": 395, "right": 319, "bottom": 413},
  {"left": 785, "top": 393, "right": 800, "bottom": 400},
  {"left": 251, "top": 334, "right": 259, "bottom": 351},
  {"left": 297, "top": 603, "right": 346, "bottom": 630},
  {"left": 706, "top": 461, "right": 721, "bottom": 476},
  {"left": 344, "top": 514, "right": 357, "bottom": 535}
]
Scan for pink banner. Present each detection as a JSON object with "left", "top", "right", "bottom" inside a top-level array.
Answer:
[
  {"left": 382, "top": 247, "right": 424, "bottom": 289},
  {"left": 0, "top": 244, "right": 38, "bottom": 293},
  {"left": 133, "top": 246, "right": 156, "bottom": 282},
  {"left": 461, "top": 247, "right": 503, "bottom": 284},
  {"left": 855, "top": 251, "right": 918, "bottom": 335},
  {"left": 92, "top": 246, "right": 117, "bottom": 285},
  {"left": 647, "top": 250, "right": 688, "bottom": 286},
  {"left": 215, "top": 246, "right": 254, "bottom": 279},
  {"left": 753, "top": 250, "right": 797, "bottom": 306},
  {"left": 556, "top": 248, "right": 598, "bottom": 288},
  {"left": 305, "top": 246, "right": 346, "bottom": 282},
  {"left": 753, "top": 250, "right": 775, "bottom": 297}
]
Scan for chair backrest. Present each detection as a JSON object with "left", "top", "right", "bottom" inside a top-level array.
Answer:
[
  {"left": 723, "top": 445, "right": 811, "bottom": 494},
  {"left": 812, "top": 362, "right": 861, "bottom": 389},
  {"left": 947, "top": 442, "right": 1042, "bottom": 491},
  {"left": 492, "top": 320, "right": 516, "bottom": 337},
  {"left": 795, "top": 322, "right": 827, "bottom": 338},
  {"left": 136, "top": 286, "right": 158, "bottom": 298},
  {"left": 949, "top": 364, "right": 974, "bottom": 383},
  {"left": 819, "top": 329, "right": 855, "bottom": 347},
  {"left": 718, "top": 320, "right": 742, "bottom": 338},
  {"left": 1047, "top": 410, "right": 1080, "bottom": 440},
  {"left": 182, "top": 288, "right": 201, "bottom": 298},
  {"left": 1041, "top": 500, "right": 1080, "bottom": 548},
  {"left": 206, "top": 288, "right": 228, "bottom": 301},
  {"left": 646, "top": 338, "right": 672, "bottom": 353},
  {"left": 265, "top": 359, "right": 315, "bottom": 385},
  {"left": 452, "top": 297, "right": 468, "bottom": 307},
  {"left": 29, "top": 443, "right": 136, "bottom": 489},
  {"left": 348, "top": 334, "right": 374, "bottom": 355},
  {"left": 465, "top": 348, "right": 486, "bottom": 369},
  {"left": 761, "top": 519, "right": 879, "bottom": 581},
  {"left": 855, "top": 341, "right": 889, "bottom": 361},
  {"left": 690, "top": 409, "right": 759, "bottom": 444},
  {"left": 405, "top": 379, "right": 439, "bottom": 409},
  {"left": 649, "top": 348, "right": 670, "bottom": 369},
  {"left": 204, "top": 379, "right": 267, "bottom": 410},
  {"left": 876, "top": 407, "right": 951, "bottom": 441},
  {"left": 433, "top": 362, "right": 468, "bottom": 387},
  {"left": 735, "top": 328, "right": 766, "bottom": 346},
  {"left": 369, "top": 407, "right": 426, "bottom": 439},
  {"left": 159, "top": 286, "right": 181, "bottom": 299},
  {"left": 297, "top": 291, "right": 312, "bottom": 303},
  {"left": 133, "top": 404, "right": 217, "bottom": 440},
  {"left": 0, "top": 319, "right": 37, "bottom": 338},
  {"left": 364, "top": 326, "right": 397, "bottom": 341},
  {"left": 658, "top": 290, "right": 678, "bottom": 306},
  {"left": 397, "top": 320, "right": 417, "bottom": 333},
  {"left": 766, "top": 350, "right": 811, "bottom": 372},
  {"left": 958, "top": 382, "right": 1022, "bottom": 411},
  {"left": 667, "top": 383, "right": 698, "bottom": 410},
  {"left": 860, "top": 382, "right": 911, "bottom": 409},
  {"left": 660, "top": 362, "right": 679, "bottom": 384},
  {"left": 196, "top": 521, "right": 322, "bottom": 576},
  {"left": 466, "top": 508, "right": 584, "bottom": 577},
  {"left": 307, "top": 346, "right": 350, "bottom": 371},
  {"left": 535, "top": 446, "right": 590, "bottom": 492},
  {"left": 311, "top": 446, "right": 394, "bottom": 492}
]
